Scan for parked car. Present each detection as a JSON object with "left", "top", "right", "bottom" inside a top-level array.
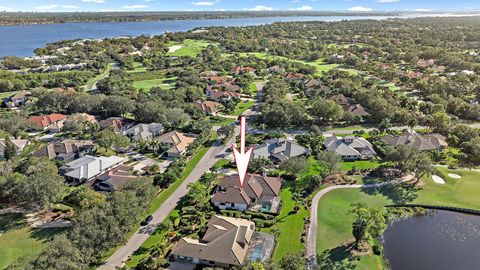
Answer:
[{"left": 140, "top": 215, "right": 153, "bottom": 226}]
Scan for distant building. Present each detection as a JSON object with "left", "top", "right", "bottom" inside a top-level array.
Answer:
[
  {"left": 98, "top": 117, "right": 131, "bottom": 133},
  {"left": 124, "top": 123, "right": 164, "bottom": 141},
  {"left": 380, "top": 132, "right": 448, "bottom": 151},
  {"left": 60, "top": 155, "right": 126, "bottom": 185},
  {"left": 27, "top": 114, "right": 67, "bottom": 132},
  {"left": 284, "top": 72, "right": 305, "bottom": 79},
  {"left": 171, "top": 215, "right": 274, "bottom": 267},
  {"left": 324, "top": 136, "right": 376, "bottom": 160},
  {"left": 206, "top": 88, "right": 241, "bottom": 102},
  {"left": 0, "top": 138, "right": 30, "bottom": 158},
  {"left": 344, "top": 104, "right": 370, "bottom": 117},
  {"left": 33, "top": 139, "right": 95, "bottom": 162},
  {"left": 152, "top": 131, "right": 196, "bottom": 157},
  {"left": 232, "top": 66, "right": 256, "bottom": 75},
  {"left": 94, "top": 165, "right": 148, "bottom": 192},
  {"left": 2, "top": 91, "right": 31, "bottom": 108},
  {"left": 211, "top": 174, "right": 282, "bottom": 213},
  {"left": 195, "top": 100, "right": 223, "bottom": 115},
  {"left": 252, "top": 138, "right": 309, "bottom": 162}
]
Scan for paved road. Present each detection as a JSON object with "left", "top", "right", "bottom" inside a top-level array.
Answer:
[
  {"left": 98, "top": 137, "right": 234, "bottom": 269},
  {"left": 97, "top": 105, "right": 260, "bottom": 270},
  {"left": 306, "top": 176, "right": 412, "bottom": 270}
]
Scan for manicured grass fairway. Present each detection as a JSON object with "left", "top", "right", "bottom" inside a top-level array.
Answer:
[
  {"left": 166, "top": 39, "right": 213, "bottom": 57},
  {"left": 0, "top": 213, "right": 60, "bottom": 269},
  {"left": 133, "top": 77, "right": 176, "bottom": 92},
  {"left": 316, "top": 168, "right": 480, "bottom": 269},
  {"left": 236, "top": 52, "right": 357, "bottom": 76},
  {"left": 262, "top": 189, "right": 309, "bottom": 262},
  {"left": 316, "top": 189, "right": 390, "bottom": 270}
]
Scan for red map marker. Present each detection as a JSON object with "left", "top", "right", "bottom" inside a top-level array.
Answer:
[{"left": 232, "top": 115, "right": 253, "bottom": 187}]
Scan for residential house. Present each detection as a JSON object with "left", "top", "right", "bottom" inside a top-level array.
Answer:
[
  {"left": 380, "top": 132, "right": 448, "bottom": 151},
  {"left": 268, "top": 65, "right": 285, "bottom": 74},
  {"left": 324, "top": 136, "right": 377, "bottom": 160},
  {"left": 200, "top": 70, "right": 219, "bottom": 77},
  {"left": 232, "top": 66, "right": 256, "bottom": 75},
  {"left": 207, "top": 82, "right": 241, "bottom": 93},
  {"left": 211, "top": 174, "right": 282, "bottom": 213},
  {"left": 195, "top": 100, "right": 223, "bottom": 115},
  {"left": 0, "top": 138, "right": 30, "bottom": 158},
  {"left": 284, "top": 72, "right": 305, "bottom": 79},
  {"left": 124, "top": 123, "right": 164, "bottom": 141},
  {"left": 206, "top": 76, "right": 229, "bottom": 85},
  {"left": 344, "top": 104, "right": 370, "bottom": 117},
  {"left": 206, "top": 88, "right": 241, "bottom": 102},
  {"left": 60, "top": 155, "right": 126, "bottom": 185},
  {"left": 27, "top": 114, "right": 67, "bottom": 132},
  {"left": 33, "top": 139, "right": 95, "bottom": 162},
  {"left": 330, "top": 94, "right": 350, "bottom": 106},
  {"left": 98, "top": 117, "right": 131, "bottom": 133},
  {"left": 66, "top": 113, "right": 97, "bottom": 124},
  {"left": 94, "top": 165, "right": 148, "bottom": 192},
  {"left": 171, "top": 215, "right": 271, "bottom": 267},
  {"left": 303, "top": 78, "right": 322, "bottom": 89},
  {"left": 2, "top": 91, "right": 31, "bottom": 108},
  {"left": 417, "top": 59, "right": 435, "bottom": 68},
  {"left": 252, "top": 138, "right": 309, "bottom": 162},
  {"left": 152, "top": 131, "right": 196, "bottom": 157}
]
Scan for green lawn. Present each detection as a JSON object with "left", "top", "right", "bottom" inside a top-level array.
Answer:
[
  {"left": 210, "top": 116, "right": 235, "bottom": 127},
  {"left": 0, "top": 91, "right": 16, "bottom": 99},
  {"left": 0, "top": 213, "right": 60, "bottom": 269},
  {"left": 128, "top": 62, "right": 148, "bottom": 73},
  {"left": 342, "top": 160, "right": 381, "bottom": 171},
  {"left": 415, "top": 167, "right": 480, "bottom": 210},
  {"left": 133, "top": 77, "right": 177, "bottom": 92},
  {"left": 262, "top": 188, "right": 309, "bottom": 262},
  {"left": 316, "top": 168, "right": 480, "bottom": 269},
  {"left": 166, "top": 39, "right": 213, "bottom": 57},
  {"left": 232, "top": 101, "right": 254, "bottom": 116},
  {"left": 248, "top": 83, "right": 258, "bottom": 96}
]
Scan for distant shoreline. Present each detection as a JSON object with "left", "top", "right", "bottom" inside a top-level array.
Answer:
[{"left": 0, "top": 11, "right": 404, "bottom": 26}]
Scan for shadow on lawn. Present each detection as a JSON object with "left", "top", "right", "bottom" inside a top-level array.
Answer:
[
  {"left": 317, "top": 244, "right": 357, "bottom": 270},
  {"left": 360, "top": 177, "right": 420, "bottom": 205},
  {"left": 30, "top": 227, "right": 64, "bottom": 243},
  {"left": 0, "top": 213, "right": 27, "bottom": 233}
]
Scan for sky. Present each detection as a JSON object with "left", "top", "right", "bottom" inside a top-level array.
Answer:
[{"left": 0, "top": 0, "right": 478, "bottom": 13}]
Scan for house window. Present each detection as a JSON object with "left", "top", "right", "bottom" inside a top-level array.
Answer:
[{"left": 231, "top": 203, "right": 235, "bottom": 207}]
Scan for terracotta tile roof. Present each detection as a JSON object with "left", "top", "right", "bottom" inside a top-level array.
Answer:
[{"left": 28, "top": 114, "right": 66, "bottom": 129}]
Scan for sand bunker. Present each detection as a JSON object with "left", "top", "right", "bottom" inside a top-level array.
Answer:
[
  {"left": 168, "top": 45, "right": 182, "bottom": 53},
  {"left": 448, "top": 173, "right": 462, "bottom": 179},
  {"left": 432, "top": 175, "right": 446, "bottom": 184}
]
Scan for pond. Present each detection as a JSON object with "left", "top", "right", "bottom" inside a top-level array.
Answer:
[{"left": 382, "top": 210, "right": 480, "bottom": 270}]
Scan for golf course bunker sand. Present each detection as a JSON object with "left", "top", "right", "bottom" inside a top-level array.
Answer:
[
  {"left": 432, "top": 175, "right": 446, "bottom": 184},
  {"left": 448, "top": 173, "right": 462, "bottom": 179},
  {"left": 168, "top": 45, "right": 182, "bottom": 53}
]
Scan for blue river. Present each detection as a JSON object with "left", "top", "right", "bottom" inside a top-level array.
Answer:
[{"left": 0, "top": 15, "right": 404, "bottom": 57}]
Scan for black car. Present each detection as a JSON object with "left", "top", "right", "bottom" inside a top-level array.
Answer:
[{"left": 140, "top": 215, "right": 153, "bottom": 226}]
